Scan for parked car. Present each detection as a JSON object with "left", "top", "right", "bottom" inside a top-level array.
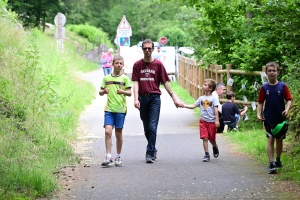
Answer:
[{"left": 177, "top": 47, "right": 194, "bottom": 56}]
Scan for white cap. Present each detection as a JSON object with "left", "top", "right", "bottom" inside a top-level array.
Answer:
[{"left": 108, "top": 48, "right": 113, "bottom": 52}]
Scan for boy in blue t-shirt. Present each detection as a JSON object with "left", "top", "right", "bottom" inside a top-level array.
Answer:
[
  {"left": 257, "top": 61, "right": 292, "bottom": 174},
  {"left": 222, "top": 91, "right": 248, "bottom": 132}
]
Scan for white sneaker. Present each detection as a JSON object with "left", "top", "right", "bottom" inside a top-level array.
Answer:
[
  {"left": 101, "top": 157, "right": 114, "bottom": 167},
  {"left": 115, "top": 157, "right": 123, "bottom": 167},
  {"left": 223, "top": 125, "right": 228, "bottom": 133}
]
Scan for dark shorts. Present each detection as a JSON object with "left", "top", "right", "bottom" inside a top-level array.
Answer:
[{"left": 264, "top": 121, "right": 286, "bottom": 139}]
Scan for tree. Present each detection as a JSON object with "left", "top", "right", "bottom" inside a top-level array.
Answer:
[
  {"left": 158, "top": 27, "right": 190, "bottom": 47},
  {"left": 8, "top": 0, "right": 60, "bottom": 31}
]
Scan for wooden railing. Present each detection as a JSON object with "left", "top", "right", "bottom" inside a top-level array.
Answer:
[{"left": 177, "top": 55, "right": 265, "bottom": 105}]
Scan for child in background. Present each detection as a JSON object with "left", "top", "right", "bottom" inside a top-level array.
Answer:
[
  {"left": 257, "top": 61, "right": 292, "bottom": 174},
  {"left": 184, "top": 79, "right": 220, "bottom": 162},
  {"left": 99, "top": 55, "right": 132, "bottom": 167},
  {"left": 222, "top": 91, "right": 248, "bottom": 132}
]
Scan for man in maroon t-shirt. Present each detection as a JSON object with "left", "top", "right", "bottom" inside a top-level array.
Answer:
[{"left": 132, "top": 39, "right": 183, "bottom": 164}]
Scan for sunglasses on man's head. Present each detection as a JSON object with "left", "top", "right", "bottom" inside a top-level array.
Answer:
[{"left": 142, "top": 47, "right": 153, "bottom": 51}]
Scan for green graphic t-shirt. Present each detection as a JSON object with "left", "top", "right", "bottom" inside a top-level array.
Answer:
[{"left": 101, "top": 74, "right": 131, "bottom": 113}]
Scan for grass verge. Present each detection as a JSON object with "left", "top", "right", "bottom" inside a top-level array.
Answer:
[{"left": 0, "top": 15, "right": 97, "bottom": 199}]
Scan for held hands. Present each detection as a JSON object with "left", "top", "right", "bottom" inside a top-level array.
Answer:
[
  {"left": 171, "top": 94, "right": 184, "bottom": 108},
  {"left": 174, "top": 98, "right": 184, "bottom": 108}
]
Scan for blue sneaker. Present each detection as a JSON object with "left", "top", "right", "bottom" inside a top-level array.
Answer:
[
  {"left": 268, "top": 162, "right": 277, "bottom": 174},
  {"left": 152, "top": 149, "right": 158, "bottom": 160},
  {"left": 203, "top": 155, "right": 210, "bottom": 162},
  {"left": 145, "top": 153, "right": 153, "bottom": 163}
]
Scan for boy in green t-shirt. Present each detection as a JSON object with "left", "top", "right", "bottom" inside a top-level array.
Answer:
[{"left": 99, "top": 55, "right": 132, "bottom": 167}]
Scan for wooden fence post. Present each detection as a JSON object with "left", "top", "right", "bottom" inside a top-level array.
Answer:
[
  {"left": 216, "top": 65, "right": 222, "bottom": 83},
  {"left": 226, "top": 64, "right": 233, "bottom": 92},
  {"left": 262, "top": 65, "right": 266, "bottom": 72}
]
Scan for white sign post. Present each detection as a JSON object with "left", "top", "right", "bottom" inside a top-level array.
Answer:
[
  {"left": 54, "top": 13, "right": 66, "bottom": 51},
  {"left": 117, "top": 15, "right": 132, "bottom": 47}
]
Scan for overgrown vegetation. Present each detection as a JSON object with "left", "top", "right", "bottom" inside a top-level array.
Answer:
[
  {"left": 0, "top": 5, "right": 97, "bottom": 199},
  {"left": 66, "top": 24, "right": 113, "bottom": 48}
]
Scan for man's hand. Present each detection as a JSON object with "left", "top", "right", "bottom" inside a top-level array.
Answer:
[
  {"left": 173, "top": 97, "right": 184, "bottom": 108},
  {"left": 134, "top": 99, "right": 140, "bottom": 109}
]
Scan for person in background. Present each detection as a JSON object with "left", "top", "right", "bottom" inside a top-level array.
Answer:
[
  {"left": 99, "top": 55, "right": 132, "bottom": 167},
  {"left": 152, "top": 46, "right": 165, "bottom": 63},
  {"left": 101, "top": 48, "right": 114, "bottom": 76},
  {"left": 132, "top": 39, "right": 184, "bottom": 164},
  {"left": 222, "top": 91, "right": 248, "bottom": 132},
  {"left": 183, "top": 79, "right": 220, "bottom": 162},
  {"left": 212, "top": 82, "right": 226, "bottom": 133},
  {"left": 257, "top": 61, "right": 292, "bottom": 174}
]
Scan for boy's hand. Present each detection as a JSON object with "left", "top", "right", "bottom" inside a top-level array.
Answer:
[
  {"left": 282, "top": 110, "right": 289, "bottom": 117},
  {"left": 215, "top": 120, "right": 220, "bottom": 128},
  {"left": 103, "top": 88, "right": 109, "bottom": 94},
  {"left": 116, "top": 89, "right": 124, "bottom": 95},
  {"left": 257, "top": 115, "right": 265, "bottom": 121}
]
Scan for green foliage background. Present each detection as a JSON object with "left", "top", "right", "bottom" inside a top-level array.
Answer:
[{"left": 2, "top": 0, "right": 300, "bottom": 198}]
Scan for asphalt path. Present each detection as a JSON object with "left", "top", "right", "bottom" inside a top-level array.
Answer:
[{"left": 54, "top": 68, "right": 299, "bottom": 200}]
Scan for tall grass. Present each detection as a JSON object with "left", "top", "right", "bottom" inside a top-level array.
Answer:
[{"left": 0, "top": 11, "right": 97, "bottom": 199}]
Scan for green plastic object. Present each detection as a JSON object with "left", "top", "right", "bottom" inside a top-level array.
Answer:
[{"left": 271, "top": 120, "right": 288, "bottom": 138}]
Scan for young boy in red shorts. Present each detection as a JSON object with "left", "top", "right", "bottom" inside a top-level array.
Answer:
[{"left": 184, "top": 79, "right": 220, "bottom": 162}]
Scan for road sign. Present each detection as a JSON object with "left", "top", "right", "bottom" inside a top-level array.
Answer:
[
  {"left": 117, "top": 15, "right": 132, "bottom": 37},
  {"left": 119, "top": 37, "right": 130, "bottom": 46},
  {"left": 54, "top": 13, "right": 66, "bottom": 27},
  {"left": 159, "top": 37, "right": 168, "bottom": 46}
]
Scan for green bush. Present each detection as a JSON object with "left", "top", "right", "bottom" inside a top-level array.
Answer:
[
  {"left": 67, "top": 23, "right": 113, "bottom": 47},
  {"left": 158, "top": 27, "right": 191, "bottom": 47}
]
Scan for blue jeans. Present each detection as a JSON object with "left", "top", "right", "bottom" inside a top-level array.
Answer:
[
  {"left": 225, "top": 114, "right": 240, "bottom": 128},
  {"left": 139, "top": 94, "right": 161, "bottom": 156},
  {"left": 103, "top": 67, "right": 112, "bottom": 76}
]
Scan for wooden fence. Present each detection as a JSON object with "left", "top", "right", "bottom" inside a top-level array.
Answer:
[{"left": 177, "top": 55, "right": 266, "bottom": 105}]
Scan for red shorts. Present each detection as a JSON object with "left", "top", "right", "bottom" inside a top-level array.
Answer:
[{"left": 199, "top": 119, "right": 217, "bottom": 142}]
